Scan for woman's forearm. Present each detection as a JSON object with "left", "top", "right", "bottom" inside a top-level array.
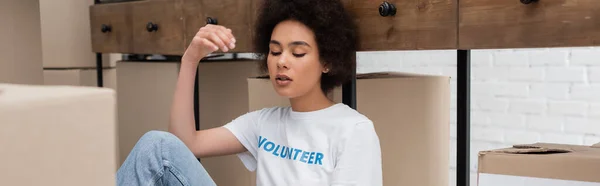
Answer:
[
  {"left": 168, "top": 23, "right": 234, "bottom": 150},
  {"left": 168, "top": 62, "right": 199, "bottom": 146}
]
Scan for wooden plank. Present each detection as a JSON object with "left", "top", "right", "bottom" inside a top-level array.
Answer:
[
  {"left": 130, "top": 0, "right": 185, "bottom": 55},
  {"left": 347, "top": 0, "right": 457, "bottom": 50},
  {"left": 182, "top": 0, "right": 253, "bottom": 53},
  {"left": 459, "top": 0, "right": 600, "bottom": 49},
  {"left": 182, "top": 0, "right": 202, "bottom": 52},
  {"left": 90, "top": 2, "right": 133, "bottom": 53}
]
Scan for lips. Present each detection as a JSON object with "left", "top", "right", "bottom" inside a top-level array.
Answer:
[
  {"left": 275, "top": 74, "right": 292, "bottom": 81},
  {"left": 275, "top": 74, "right": 292, "bottom": 86}
]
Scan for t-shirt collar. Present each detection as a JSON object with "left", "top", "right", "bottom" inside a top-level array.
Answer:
[{"left": 288, "top": 103, "right": 345, "bottom": 120}]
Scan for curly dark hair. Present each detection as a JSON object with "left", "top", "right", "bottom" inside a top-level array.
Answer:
[{"left": 253, "top": 0, "right": 358, "bottom": 94}]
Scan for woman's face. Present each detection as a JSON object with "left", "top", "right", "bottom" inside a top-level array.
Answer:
[{"left": 267, "top": 20, "right": 326, "bottom": 98}]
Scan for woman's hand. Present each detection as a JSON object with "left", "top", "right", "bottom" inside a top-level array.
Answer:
[{"left": 182, "top": 24, "right": 237, "bottom": 64}]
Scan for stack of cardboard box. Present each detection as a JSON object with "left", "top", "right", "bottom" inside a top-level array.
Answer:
[
  {"left": 39, "top": 0, "right": 117, "bottom": 90},
  {"left": 0, "top": 0, "right": 44, "bottom": 85},
  {"left": 1, "top": 2, "right": 117, "bottom": 185},
  {"left": 115, "top": 60, "right": 181, "bottom": 165},
  {"left": 114, "top": 59, "right": 263, "bottom": 170}
]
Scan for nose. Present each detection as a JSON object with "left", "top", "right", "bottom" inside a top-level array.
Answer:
[{"left": 277, "top": 53, "right": 289, "bottom": 69}]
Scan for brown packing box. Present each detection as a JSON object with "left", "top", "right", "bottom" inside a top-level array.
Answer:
[
  {"left": 0, "top": 84, "right": 116, "bottom": 185},
  {"left": 39, "top": 0, "right": 115, "bottom": 68},
  {"left": 247, "top": 72, "right": 450, "bottom": 186},
  {"left": 197, "top": 60, "right": 262, "bottom": 186},
  {"left": 43, "top": 68, "right": 117, "bottom": 90},
  {"left": 477, "top": 143, "right": 600, "bottom": 185},
  {"left": 116, "top": 61, "right": 180, "bottom": 165},
  {"left": 114, "top": 58, "right": 264, "bottom": 185},
  {"left": 0, "top": 0, "right": 43, "bottom": 84}
]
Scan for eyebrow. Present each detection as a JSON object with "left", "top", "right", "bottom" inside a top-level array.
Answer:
[{"left": 270, "top": 40, "right": 311, "bottom": 48}]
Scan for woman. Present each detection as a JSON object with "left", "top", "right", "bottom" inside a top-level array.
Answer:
[{"left": 116, "top": 0, "right": 382, "bottom": 185}]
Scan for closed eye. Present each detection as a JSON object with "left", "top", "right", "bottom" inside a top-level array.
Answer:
[
  {"left": 270, "top": 52, "right": 282, "bottom": 56},
  {"left": 293, "top": 53, "right": 306, "bottom": 57}
]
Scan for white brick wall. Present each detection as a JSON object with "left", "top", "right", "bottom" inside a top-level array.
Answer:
[
  {"left": 356, "top": 47, "right": 600, "bottom": 186},
  {"left": 530, "top": 83, "right": 570, "bottom": 99},
  {"left": 509, "top": 99, "right": 546, "bottom": 114}
]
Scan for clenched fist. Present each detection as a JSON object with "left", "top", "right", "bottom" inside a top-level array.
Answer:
[{"left": 182, "top": 24, "right": 237, "bottom": 64}]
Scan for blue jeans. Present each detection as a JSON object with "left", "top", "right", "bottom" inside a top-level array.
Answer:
[{"left": 117, "top": 131, "right": 217, "bottom": 186}]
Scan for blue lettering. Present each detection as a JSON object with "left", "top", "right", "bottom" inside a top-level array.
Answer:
[
  {"left": 286, "top": 148, "right": 293, "bottom": 159},
  {"left": 264, "top": 142, "right": 275, "bottom": 152},
  {"left": 258, "top": 136, "right": 267, "bottom": 148},
  {"left": 272, "top": 145, "right": 280, "bottom": 156},
  {"left": 300, "top": 151, "right": 309, "bottom": 163},
  {"left": 315, "top": 153, "right": 324, "bottom": 165},
  {"left": 279, "top": 146, "right": 288, "bottom": 158},
  {"left": 256, "top": 136, "right": 325, "bottom": 166},
  {"left": 293, "top": 149, "right": 302, "bottom": 160},
  {"left": 308, "top": 152, "right": 315, "bottom": 164}
]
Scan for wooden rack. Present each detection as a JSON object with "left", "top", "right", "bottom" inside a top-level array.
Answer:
[{"left": 90, "top": 0, "right": 600, "bottom": 185}]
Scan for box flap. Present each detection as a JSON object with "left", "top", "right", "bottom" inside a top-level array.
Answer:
[
  {"left": 252, "top": 74, "right": 270, "bottom": 79},
  {"left": 478, "top": 143, "right": 600, "bottom": 183},
  {"left": 488, "top": 144, "right": 572, "bottom": 154},
  {"left": 249, "top": 71, "right": 449, "bottom": 79},
  {"left": 356, "top": 71, "right": 444, "bottom": 79},
  {"left": 0, "top": 83, "right": 114, "bottom": 107}
]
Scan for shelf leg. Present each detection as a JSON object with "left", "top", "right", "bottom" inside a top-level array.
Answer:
[
  {"left": 194, "top": 68, "right": 200, "bottom": 131},
  {"left": 96, "top": 53, "right": 103, "bottom": 87},
  {"left": 457, "top": 49, "right": 471, "bottom": 186},
  {"left": 342, "top": 67, "right": 357, "bottom": 109},
  {"left": 194, "top": 66, "right": 201, "bottom": 162}
]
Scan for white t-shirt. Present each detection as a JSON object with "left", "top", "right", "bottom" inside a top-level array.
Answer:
[{"left": 223, "top": 103, "right": 382, "bottom": 186}]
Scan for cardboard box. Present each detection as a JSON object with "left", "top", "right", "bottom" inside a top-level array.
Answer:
[
  {"left": 0, "top": 0, "right": 43, "bottom": 85},
  {"left": 115, "top": 61, "right": 180, "bottom": 165},
  {"left": 477, "top": 143, "right": 600, "bottom": 186},
  {"left": 197, "top": 60, "right": 262, "bottom": 186},
  {"left": 43, "top": 68, "right": 117, "bottom": 90},
  {"left": 0, "top": 83, "right": 116, "bottom": 186},
  {"left": 39, "top": 0, "right": 116, "bottom": 68},
  {"left": 247, "top": 72, "right": 450, "bottom": 186},
  {"left": 115, "top": 59, "right": 263, "bottom": 185}
]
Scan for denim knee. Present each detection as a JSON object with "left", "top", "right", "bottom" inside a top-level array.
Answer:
[
  {"left": 130, "top": 131, "right": 179, "bottom": 160},
  {"left": 138, "top": 130, "right": 179, "bottom": 145}
]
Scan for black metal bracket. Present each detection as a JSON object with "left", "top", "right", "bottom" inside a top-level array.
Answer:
[
  {"left": 457, "top": 50, "right": 471, "bottom": 186},
  {"left": 194, "top": 68, "right": 200, "bottom": 131},
  {"left": 342, "top": 56, "right": 357, "bottom": 109},
  {"left": 195, "top": 65, "right": 202, "bottom": 162},
  {"left": 94, "top": 1, "right": 103, "bottom": 88},
  {"left": 342, "top": 75, "right": 357, "bottom": 110},
  {"left": 96, "top": 53, "right": 104, "bottom": 87}
]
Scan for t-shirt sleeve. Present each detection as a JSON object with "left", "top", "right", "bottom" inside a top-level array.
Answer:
[
  {"left": 222, "top": 109, "right": 264, "bottom": 172},
  {"left": 331, "top": 121, "right": 383, "bottom": 186}
]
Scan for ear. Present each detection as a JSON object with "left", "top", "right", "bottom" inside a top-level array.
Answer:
[{"left": 321, "top": 61, "right": 331, "bottom": 73}]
